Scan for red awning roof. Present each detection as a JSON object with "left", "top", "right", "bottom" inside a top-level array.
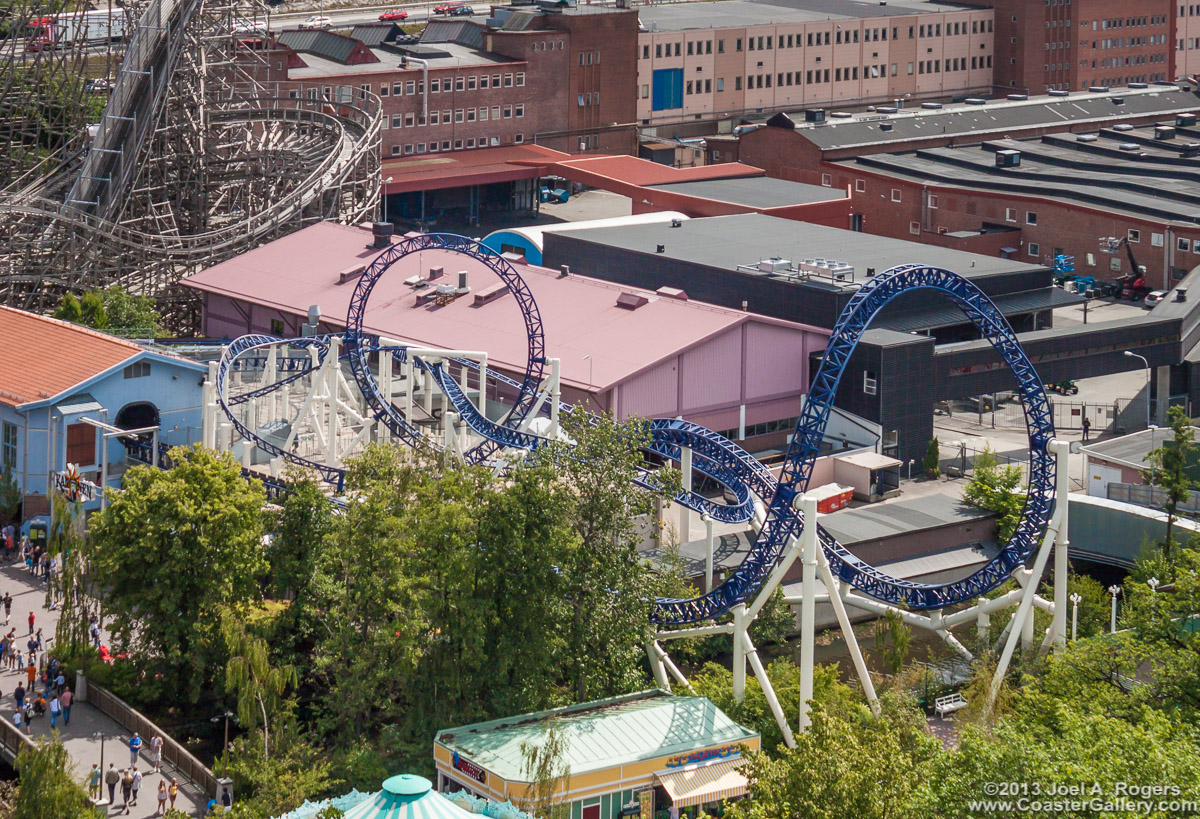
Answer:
[{"left": 382, "top": 144, "right": 570, "bottom": 194}]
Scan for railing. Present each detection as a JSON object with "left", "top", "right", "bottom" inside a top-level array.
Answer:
[
  {"left": 0, "top": 710, "right": 37, "bottom": 763},
  {"left": 85, "top": 680, "right": 218, "bottom": 798},
  {"left": 1106, "top": 482, "right": 1200, "bottom": 518}
]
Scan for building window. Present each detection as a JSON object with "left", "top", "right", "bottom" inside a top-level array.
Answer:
[
  {"left": 910, "top": 221, "right": 920, "bottom": 235},
  {"left": 455, "top": 109, "right": 464, "bottom": 123},
  {"left": 891, "top": 189, "right": 901, "bottom": 202},
  {"left": 1128, "top": 229, "right": 1141, "bottom": 242},
  {"left": 405, "top": 113, "right": 416, "bottom": 127},
  {"left": 468, "top": 76, "right": 477, "bottom": 90},
  {"left": 1026, "top": 211, "right": 1038, "bottom": 225},
  {"left": 404, "top": 144, "right": 414, "bottom": 155},
  {"left": 270, "top": 319, "right": 285, "bottom": 336},
  {"left": 863, "top": 371, "right": 878, "bottom": 395},
  {"left": 480, "top": 106, "right": 489, "bottom": 121},
  {"left": 467, "top": 108, "right": 476, "bottom": 122},
  {"left": 516, "top": 72, "right": 525, "bottom": 86},
  {"left": 1179, "top": 237, "right": 1190, "bottom": 252},
  {"left": 430, "top": 79, "right": 441, "bottom": 93},
  {"left": 123, "top": 361, "right": 150, "bottom": 379},
  {"left": 392, "top": 115, "right": 403, "bottom": 128},
  {"left": 467, "top": 138, "right": 476, "bottom": 148},
  {"left": 66, "top": 423, "right": 94, "bottom": 467},
  {"left": 1, "top": 421, "right": 16, "bottom": 470},
  {"left": 1111, "top": 256, "right": 1123, "bottom": 272},
  {"left": 1005, "top": 208, "right": 1017, "bottom": 222},
  {"left": 515, "top": 104, "right": 524, "bottom": 117},
  {"left": 504, "top": 73, "right": 513, "bottom": 87},
  {"left": 492, "top": 106, "right": 501, "bottom": 120},
  {"left": 390, "top": 145, "right": 401, "bottom": 155},
  {"left": 1028, "top": 242, "right": 1041, "bottom": 257},
  {"left": 1085, "top": 252, "right": 1096, "bottom": 267},
  {"left": 515, "top": 134, "right": 524, "bottom": 143},
  {"left": 380, "top": 85, "right": 390, "bottom": 97},
  {"left": 405, "top": 81, "right": 415, "bottom": 95},
  {"left": 821, "top": 173, "right": 832, "bottom": 186},
  {"left": 430, "top": 111, "right": 440, "bottom": 125},
  {"left": 928, "top": 194, "right": 939, "bottom": 209}
]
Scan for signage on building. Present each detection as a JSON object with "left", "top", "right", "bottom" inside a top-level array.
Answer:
[
  {"left": 52, "top": 463, "right": 96, "bottom": 504},
  {"left": 664, "top": 744, "right": 740, "bottom": 768},
  {"left": 451, "top": 751, "right": 487, "bottom": 783}
]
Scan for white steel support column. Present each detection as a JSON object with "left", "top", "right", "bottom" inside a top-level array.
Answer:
[
  {"left": 732, "top": 603, "right": 747, "bottom": 702},
  {"left": 977, "top": 610, "right": 990, "bottom": 647},
  {"left": 647, "top": 641, "right": 670, "bottom": 690},
  {"left": 1051, "top": 470, "right": 1070, "bottom": 647},
  {"left": 202, "top": 361, "right": 217, "bottom": 450},
  {"left": 478, "top": 354, "right": 488, "bottom": 423},
  {"left": 325, "top": 337, "right": 340, "bottom": 466},
  {"left": 816, "top": 548, "right": 879, "bottom": 714},
  {"left": 379, "top": 349, "right": 393, "bottom": 443},
  {"left": 987, "top": 439, "right": 1069, "bottom": 715},
  {"left": 703, "top": 514, "right": 715, "bottom": 592},
  {"left": 549, "top": 357, "right": 560, "bottom": 437},
  {"left": 798, "top": 496, "right": 818, "bottom": 732},
  {"left": 679, "top": 446, "right": 692, "bottom": 541},
  {"left": 242, "top": 401, "right": 256, "bottom": 468},
  {"left": 742, "top": 629, "right": 796, "bottom": 748}
]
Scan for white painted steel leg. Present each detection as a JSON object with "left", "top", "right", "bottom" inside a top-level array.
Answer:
[
  {"left": 798, "top": 496, "right": 818, "bottom": 732},
  {"left": 742, "top": 629, "right": 796, "bottom": 748},
  {"left": 987, "top": 439, "right": 1069, "bottom": 715},
  {"left": 652, "top": 642, "right": 697, "bottom": 695},
  {"left": 703, "top": 514, "right": 715, "bottom": 592},
  {"left": 1051, "top": 480, "right": 1070, "bottom": 648},
  {"left": 549, "top": 357, "right": 560, "bottom": 437},
  {"left": 977, "top": 610, "right": 990, "bottom": 647},
  {"left": 647, "top": 642, "right": 670, "bottom": 690},
  {"left": 816, "top": 549, "right": 879, "bottom": 714},
  {"left": 732, "top": 604, "right": 747, "bottom": 703}
]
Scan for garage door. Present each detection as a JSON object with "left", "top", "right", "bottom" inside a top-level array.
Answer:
[{"left": 1087, "top": 463, "right": 1124, "bottom": 498}]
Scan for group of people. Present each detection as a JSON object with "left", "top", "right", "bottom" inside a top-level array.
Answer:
[
  {"left": 11, "top": 653, "right": 72, "bottom": 732},
  {"left": 88, "top": 733, "right": 177, "bottom": 815}
]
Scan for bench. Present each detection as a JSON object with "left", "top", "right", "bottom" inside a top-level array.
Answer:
[{"left": 934, "top": 693, "right": 967, "bottom": 718}]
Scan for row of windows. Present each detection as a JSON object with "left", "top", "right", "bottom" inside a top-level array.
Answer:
[
  {"left": 715, "top": 416, "right": 800, "bottom": 442},
  {"left": 527, "top": 39, "right": 563, "bottom": 52},
  {"left": 577, "top": 92, "right": 600, "bottom": 107},
  {"left": 1082, "top": 73, "right": 1168, "bottom": 86},
  {"left": 1, "top": 421, "right": 15, "bottom": 470},
  {"left": 1094, "top": 15, "right": 1166, "bottom": 28},
  {"left": 578, "top": 50, "right": 601, "bottom": 65},
  {"left": 388, "top": 134, "right": 524, "bottom": 155},
  {"left": 1090, "top": 52, "right": 1166, "bottom": 69},
  {"left": 377, "top": 73, "right": 524, "bottom": 97},
  {"left": 638, "top": 19, "right": 995, "bottom": 59},
  {"left": 383, "top": 105, "right": 523, "bottom": 128},
  {"left": 1093, "top": 35, "right": 1165, "bottom": 48}
]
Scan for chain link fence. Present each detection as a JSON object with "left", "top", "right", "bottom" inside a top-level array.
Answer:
[{"left": 944, "top": 394, "right": 1145, "bottom": 434}]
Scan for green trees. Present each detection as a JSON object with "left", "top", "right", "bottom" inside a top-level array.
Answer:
[
  {"left": 53, "top": 286, "right": 163, "bottom": 335},
  {"left": 1142, "top": 405, "right": 1197, "bottom": 557},
  {"left": 87, "top": 445, "right": 267, "bottom": 700},
  {"left": 922, "top": 438, "right": 940, "bottom": 478},
  {"left": 13, "top": 739, "right": 95, "bottom": 819},
  {"left": 962, "top": 446, "right": 1026, "bottom": 541}
]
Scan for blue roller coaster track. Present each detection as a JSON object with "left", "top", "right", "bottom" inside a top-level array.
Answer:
[{"left": 214, "top": 236, "right": 1056, "bottom": 627}]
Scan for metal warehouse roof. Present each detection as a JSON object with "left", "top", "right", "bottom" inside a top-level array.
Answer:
[
  {"left": 422, "top": 19, "right": 485, "bottom": 49},
  {"left": 786, "top": 85, "right": 1200, "bottom": 151},
  {"left": 551, "top": 213, "right": 1043, "bottom": 280},
  {"left": 638, "top": 0, "right": 972, "bottom": 31},
  {"left": 819, "top": 493, "right": 993, "bottom": 547},
  {"left": 349, "top": 24, "right": 399, "bottom": 48},
  {"left": 275, "top": 30, "right": 375, "bottom": 65},
  {"left": 646, "top": 176, "right": 845, "bottom": 208},
  {"left": 877, "top": 287, "right": 1082, "bottom": 332},
  {"left": 1081, "top": 427, "right": 1187, "bottom": 469},
  {"left": 435, "top": 690, "right": 758, "bottom": 781}
]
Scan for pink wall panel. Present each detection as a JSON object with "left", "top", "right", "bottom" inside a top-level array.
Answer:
[
  {"left": 680, "top": 329, "right": 742, "bottom": 411},
  {"left": 744, "top": 322, "right": 822, "bottom": 401},
  {"left": 618, "top": 358, "right": 679, "bottom": 419}
]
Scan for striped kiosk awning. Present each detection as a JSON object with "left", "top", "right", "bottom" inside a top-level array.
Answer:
[
  {"left": 344, "top": 775, "right": 481, "bottom": 819},
  {"left": 655, "top": 759, "right": 749, "bottom": 808}
]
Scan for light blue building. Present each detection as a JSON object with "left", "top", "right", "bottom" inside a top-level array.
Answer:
[{"left": 0, "top": 306, "right": 206, "bottom": 529}]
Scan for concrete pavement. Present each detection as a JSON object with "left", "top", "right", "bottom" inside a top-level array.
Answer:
[{"left": 0, "top": 561, "right": 203, "bottom": 817}]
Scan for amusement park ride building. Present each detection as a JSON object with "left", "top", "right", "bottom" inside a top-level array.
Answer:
[
  {"left": 182, "top": 221, "right": 832, "bottom": 452},
  {"left": 0, "top": 307, "right": 206, "bottom": 530}
]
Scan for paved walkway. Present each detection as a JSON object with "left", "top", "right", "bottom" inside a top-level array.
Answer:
[{"left": 0, "top": 559, "right": 204, "bottom": 817}]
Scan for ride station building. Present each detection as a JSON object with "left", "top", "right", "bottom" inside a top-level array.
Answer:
[{"left": 434, "top": 691, "right": 759, "bottom": 819}]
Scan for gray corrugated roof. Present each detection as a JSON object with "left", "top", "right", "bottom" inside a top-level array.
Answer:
[
  {"left": 1082, "top": 427, "right": 1182, "bottom": 467},
  {"left": 350, "top": 23, "right": 396, "bottom": 48},
  {"left": 552, "top": 213, "right": 1044, "bottom": 280},
  {"left": 646, "top": 176, "right": 846, "bottom": 207},
  {"left": 877, "top": 286, "right": 1083, "bottom": 332},
  {"left": 792, "top": 86, "right": 1200, "bottom": 151},
  {"left": 275, "top": 29, "right": 361, "bottom": 64},
  {"left": 422, "top": 19, "right": 485, "bottom": 48},
  {"left": 500, "top": 10, "right": 539, "bottom": 30},
  {"left": 819, "top": 493, "right": 994, "bottom": 546}
]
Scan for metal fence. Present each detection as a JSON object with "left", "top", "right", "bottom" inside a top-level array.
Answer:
[
  {"left": 85, "top": 680, "right": 218, "bottom": 798},
  {"left": 0, "top": 708, "right": 36, "bottom": 763},
  {"left": 937, "top": 442, "right": 1031, "bottom": 483},
  {"left": 946, "top": 395, "right": 1144, "bottom": 434},
  {"left": 1106, "top": 482, "right": 1200, "bottom": 519}
]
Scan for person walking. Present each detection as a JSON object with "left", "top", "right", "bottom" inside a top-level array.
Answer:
[
  {"left": 26, "top": 611, "right": 33, "bottom": 635},
  {"left": 149, "top": 734, "right": 163, "bottom": 773},
  {"left": 11, "top": 708, "right": 21, "bottom": 734},
  {"left": 156, "top": 779, "right": 168, "bottom": 816},
  {"left": 105, "top": 764, "right": 120, "bottom": 806},
  {"left": 168, "top": 778, "right": 179, "bottom": 811},
  {"left": 14, "top": 682, "right": 25, "bottom": 712},
  {"left": 120, "top": 767, "right": 133, "bottom": 814},
  {"left": 48, "top": 692, "right": 60, "bottom": 728},
  {"left": 128, "top": 732, "right": 142, "bottom": 766},
  {"left": 60, "top": 686, "right": 72, "bottom": 725},
  {"left": 25, "top": 661, "right": 35, "bottom": 689},
  {"left": 3, "top": 593, "right": 11, "bottom": 626},
  {"left": 1082, "top": 416, "right": 1092, "bottom": 441},
  {"left": 130, "top": 768, "right": 142, "bottom": 807},
  {"left": 88, "top": 763, "right": 101, "bottom": 801}
]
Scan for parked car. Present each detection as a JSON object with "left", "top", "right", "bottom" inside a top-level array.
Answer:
[
  {"left": 298, "top": 15, "right": 332, "bottom": 29},
  {"left": 1144, "top": 289, "right": 1168, "bottom": 308},
  {"left": 231, "top": 19, "right": 267, "bottom": 35},
  {"left": 434, "top": 1, "right": 463, "bottom": 13},
  {"left": 378, "top": 9, "right": 408, "bottom": 21},
  {"left": 449, "top": 4, "right": 474, "bottom": 14},
  {"left": 84, "top": 77, "right": 111, "bottom": 93}
]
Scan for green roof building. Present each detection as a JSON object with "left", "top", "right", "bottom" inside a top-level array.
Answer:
[{"left": 434, "top": 690, "right": 759, "bottom": 819}]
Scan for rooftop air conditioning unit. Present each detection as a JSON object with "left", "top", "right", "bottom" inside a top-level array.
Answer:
[
  {"left": 1048, "top": 89, "right": 1070, "bottom": 97},
  {"left": 1077, "top": 134, "right": 1098, "bottom": 142},
  {"left": 1113, "top": 123, "right": 1134, "bottom": 131},
  {"left": 1006, "top": 93, "right": 1028, "bottom": 101},
  {"left": 758, "top": 257, "right": 792, "bottom": 273},
  {"left": 1088, "top": 86, "right": 1110, "bottom": 93},
  {"left": 1156, "top": 126, "right": 1177, "bottom": 140},
  {"left": 964, "top": 98, "right": 987, "bottom": 105},
  {"left": 995, "top": 149, "right": 1021, "bottom": 167},
  {"left": 805, "top": 108, "right": 826, "bottom": 123},
  {"left": 1177, "top": 113, "right": 1197, "bottom": 127}
]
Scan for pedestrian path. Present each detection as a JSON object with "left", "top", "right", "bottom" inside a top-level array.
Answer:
[{"left": 0, "top": 560, "right": 204, "bottom": 817}]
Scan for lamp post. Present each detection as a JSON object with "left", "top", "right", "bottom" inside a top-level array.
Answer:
[
  {"left": 1123, "top": 350, "right": 1151, "bottom": 429},
  {"left": 92, "top": 731, "right": 106, "bottom": 804},
  {"left": 1108, "top": 584, "right": 1122, "bottom": 633},
  {"left": 1147, "top": 576, "right": 1160, "bottom": 593},
  {"left": 211, "top": 711, "right": 234, "bottom": 756},
  {"left": 382, "top": 176, "right": 393, "bottom": 224},
  {"left": 1069, "top": 592, "right": 1082, "bottom": 641}
]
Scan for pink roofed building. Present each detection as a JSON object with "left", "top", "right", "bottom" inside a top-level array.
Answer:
[{"left": 181, "top": 222, "right": 830, "bottom": 451}]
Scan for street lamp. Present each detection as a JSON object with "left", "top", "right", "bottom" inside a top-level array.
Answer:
[
  {"left": 1123, "top": 350, "right": 1151, "bottom": 429},
  {"left": 92, "top": 731, "right": 106, "bottom": 805},
  {"left": 1069, "top": 592, "right": 1082, "bottom": 641},
  {"left": 1147, "top": 576, "right": 1160, "bottom": 593},
  {"left": 382, "top": 177, "right": 393, "bottom": 225},
  {"left": 211, "top": 711, "right": 234, "bottom": 756},
  {"left": 1108, "top": 584, "right": 1122, "bottom": 633}
]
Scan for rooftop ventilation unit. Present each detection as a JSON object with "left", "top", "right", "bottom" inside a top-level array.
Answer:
[
  {"left": 1111, "top": 97, "right": 1125, "bottom": 105},
  {"left": 616, "top": 292, "right": 650, "bottom": 310},
  {"left": 1129, "top": 82, "right": 1149, "bottom": 89},
  {"left": 830, "top": 111, "right": 854, "bottom": 119},
  {"left": 1177, "top": 287, "right": 1188, "bottom": 303},
  {"left": 1178, "top": 113, "right": 1197, "bottom": 127},
  {"left": 1088, "top": 85, "right": 1110, "bottom": 93},
  {"left": 875, "top": 106, "right": 898, "bottom": 114},
  {"left": 921, "top": 102, "right": 943, "bottom": 109},
  {"left": 758, "top": 257, "right": 793, "bottom": 274},
  {"left": 473, "top": 283, "right": 507, "bottom": 306},
  {"left": 656, "top": 286, "right": 688, "bottom": 300},
  {"left": 1076, "top": 134, "right": 1098, "bottom": 142},
  {"left": 880, "top": 122, "right": 893, "bottom": 132},
  {"left": 805, "top": 108, "right": 826, "bottom": 123},
  {"left": 995, "top": 149, "right": 1021, "bottom": 167},
  {"left": 964, "top": 98, "right": 987, "bottom": 105},
  {"left": 370, "top": 221, "right": 394, "bottom": 249},
  {"left": 1113, "top": 123, "right": 1134, "bottom": 131},
  {"left": 1048, "top": 89, "right": 1070, "bottom": 97},
  {"left": 1119, "top": 143, "right": 1140, "bottom": 151},
  {"left": 1006, "top": 93, "right": 1028, "bottom": 101},
  {"left": 1156, "top": 125, "right": 1177, "bottom": 140}
]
